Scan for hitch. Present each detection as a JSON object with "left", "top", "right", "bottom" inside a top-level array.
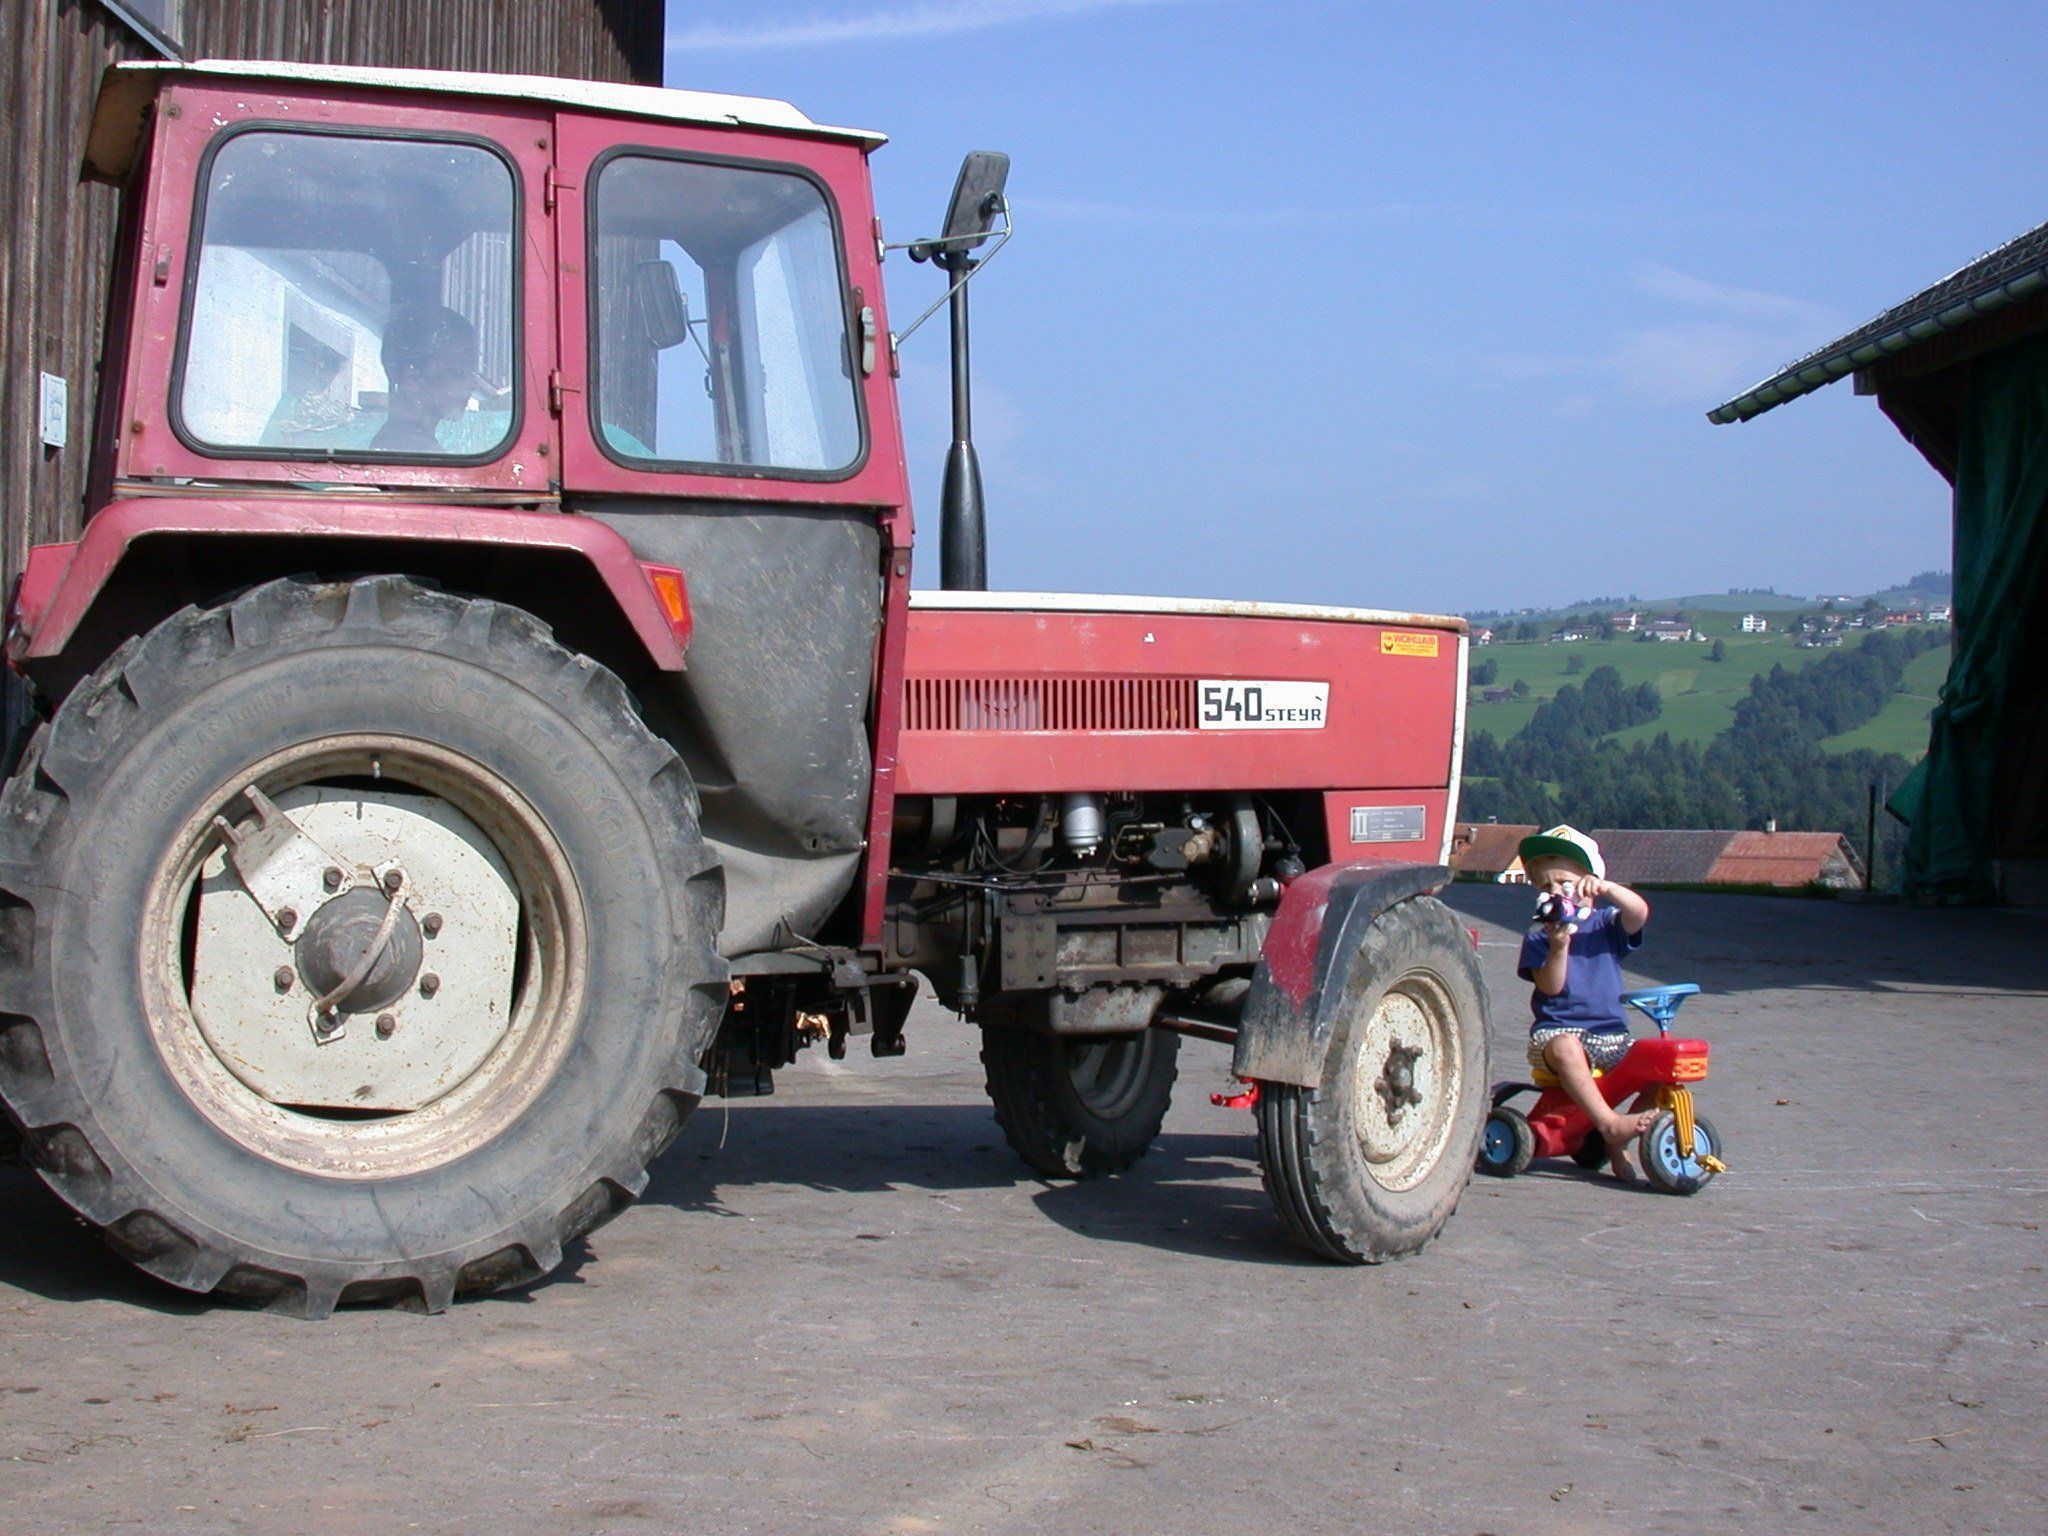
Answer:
[{"left": 1210, "top": 1078, "right": 1261, "bottom": 1111}]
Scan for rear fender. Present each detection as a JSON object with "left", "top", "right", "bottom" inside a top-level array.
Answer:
[
  {"left": 1231, "top": 861, "right": 1452, "bottom": 1089},
  {"left": 8, "top": 498, "right": 690, "bottom": 700}
]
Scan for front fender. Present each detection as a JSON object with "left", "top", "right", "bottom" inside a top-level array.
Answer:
[
  {"left": 9, "top": 497, "right": 690, "bottom": 680},
  {"left": 1231, "top": 861, "right": 1452, "bottom": 1088}
]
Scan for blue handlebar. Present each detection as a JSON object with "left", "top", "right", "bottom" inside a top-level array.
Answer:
[{"left": 1621, "top": 983, "right": 1700, "bottom": 1037}]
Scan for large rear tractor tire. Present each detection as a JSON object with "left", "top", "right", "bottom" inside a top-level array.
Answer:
[
  {"left": 1256, "top": 896, "right": 1488, "bottom": 1263},
  {"left": 980, "top": 1002, "right": 1179, "bottom": 1179},
  {"left": 0, "top": 577, "right": 725, "bottom": 1316}
]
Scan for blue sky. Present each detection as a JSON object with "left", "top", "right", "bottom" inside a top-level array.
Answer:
[{"left": 667, "top": 1, "right": 2042, "bottom": 613}]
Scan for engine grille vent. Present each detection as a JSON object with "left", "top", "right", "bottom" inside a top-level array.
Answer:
[{"left": 904, "top": 676, "right": 1200, "bottom": 733}]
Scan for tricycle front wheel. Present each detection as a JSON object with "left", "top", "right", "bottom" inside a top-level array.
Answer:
[{"left": 1639, "top": 1110, "right": 1723, "bottom": 1195}]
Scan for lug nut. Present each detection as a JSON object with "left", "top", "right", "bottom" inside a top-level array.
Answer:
[
  {"left": 314, "top": 1011, "right": 341, "bottom": 1037},
  {"left": 277, "top": 907, "right": 297, "bottom": 934},
  {"left": 419, "top": 973, "right": 440, "bottom": 999},
  {"left": 382, "top": 868, "right": 405, "bottom": 893},
  {"left": 323, "top": 867, "right": 344, "bottom": 891},
  {"left": 273, "top": 966, "right": 295, "bottom": 993},
  {"left": 375, "top": 1013, "right": 397, "bottom": 1039},
  {"left": 422, "top": 913, "right": 443, "bottom": 938}
]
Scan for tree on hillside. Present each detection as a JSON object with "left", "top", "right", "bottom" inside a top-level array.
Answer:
[
  {"left": 1710, "top": 638, "right": 1726, "bottom": 663},
  {"left": 1564, "top": 653, "right": 1585, "bottom": 675},
  {"left": 1511, "top": 678, "right": 1530, "bottom": 698},
  {"left": 1471, "top": 658, "right": 1498, "bottom": 687}
]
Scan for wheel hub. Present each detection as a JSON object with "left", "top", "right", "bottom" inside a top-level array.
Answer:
[
  {"left": 294, "top": 888, "right": 424, "bottom": 1013},
  {"left": 1374, "top": 1039, "right": 1424, "bottom": 1126},
  {"left": 187, "top": 784, "right": 520, "bottom": 1113}
]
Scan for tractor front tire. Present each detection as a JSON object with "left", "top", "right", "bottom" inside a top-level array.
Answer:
[
  {"left": 1256, "top": 896, "right": 1488, "bottom": 1263},
  {"left": 980, "top": 1003, "right": 1179, "bottom": 1179},
  {"left": 0, "top": 577, "right": 725, "bottom": 1316}
]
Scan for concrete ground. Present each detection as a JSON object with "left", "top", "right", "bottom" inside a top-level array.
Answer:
[{"left": 3, "top": 886, "right": 2045, "bottom": 1535}]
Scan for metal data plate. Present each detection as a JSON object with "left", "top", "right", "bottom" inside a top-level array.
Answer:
[
  {"left": 1351, "top": 805, "right": 1426, "bottom": 844},
  {"left": 190, "top": 787, "right": 519, "bottom": 1112}
]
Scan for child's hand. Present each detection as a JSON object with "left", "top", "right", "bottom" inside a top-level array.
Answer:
[{"left": 1576, "top": 876, "right": 1608, "bottom": 903}]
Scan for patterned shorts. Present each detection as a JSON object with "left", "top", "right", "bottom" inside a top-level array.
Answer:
[{"left": 1528, "top": 1027, "right": 1633, "bottom": 1073}]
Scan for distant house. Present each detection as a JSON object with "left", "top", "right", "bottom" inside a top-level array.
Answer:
[
  {"left": 1612, "top": 610, "right": 1642, "bottom": 631},
  {"left": 1646, "top": 622, "right": 1696, "bottom": 642},
  {"left": 1740, "top": 613, "right": 1768, "bottom": 633},
  {"left": 1548, "top": 628, "right": 1586, "bottom": 643},
  {"left": 1928, "top": 605, "right": 1952, "bottom": 623},
  {"left": 1473, "top": 627, "right": 1495, "bottom": 645},
  {"left": 1801, "top": 632, "right": 1844, "bottom": 648},
  {"left": 1481, "top": 686, "right": 1513, "bottom": 703},
  {"left": 1450, "top": 823, "right": 1864, "bottom": 890}
]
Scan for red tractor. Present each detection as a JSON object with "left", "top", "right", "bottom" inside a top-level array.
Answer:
[{"left": 0, "top": 60, "right": 1487, "bottom": 1315}]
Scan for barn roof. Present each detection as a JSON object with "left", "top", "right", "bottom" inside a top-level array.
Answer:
[
  {"left": 1708, "top": 218, "right": 2048, "bottom": 424},
  {"left": 1710, "top": 831, "right": 1862, "bottom": 887},
  {"left": 1450, "top": 824, "right": 1860, "bottom": 889}
]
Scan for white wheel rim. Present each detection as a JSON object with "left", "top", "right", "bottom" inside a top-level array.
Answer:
[
  {"left": 140, "top": 736, "right": 586, "bottom": 1181},
  {"left": 1349, "top": 973, "right": 1463, "bottom": 1193}
]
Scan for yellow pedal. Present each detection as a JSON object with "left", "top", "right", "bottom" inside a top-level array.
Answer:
[{"left": 1699, "top": 1153, "right": 1728, "bottom": 1174}]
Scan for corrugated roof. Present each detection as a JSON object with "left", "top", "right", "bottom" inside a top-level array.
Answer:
[
  {"left": 1708, "top": 218, "right": 2048, "bottom": 424},
  {"left": 1711, "top": 831, "right": 1861, "bottom": 887},
  {"left": 1450, "top": 824, "right": 1861, "bottom": 888},
  {"left": 1591, "top": 829, "right": 1729, "bottom": 885}
]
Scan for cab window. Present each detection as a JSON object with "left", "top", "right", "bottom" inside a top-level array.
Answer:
[
  {"left": 591, "top": 153, "right": 862, "bottom": 476},
  {"left": 176, "top": 130, "right": 517, "bottom": 461}
]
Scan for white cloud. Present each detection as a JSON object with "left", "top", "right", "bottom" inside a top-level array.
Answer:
[
  {"left": 668, "top": 0, "right": 1197, "bottom": 51},
  {"left": 1478, "top": 266, "right": 1845, "bottom": 404},
  {"left": 1634, "top": 265, "right": 1839, "bottom": 331}
]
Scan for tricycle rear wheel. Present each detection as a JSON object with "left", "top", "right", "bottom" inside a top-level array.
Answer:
[{"left": 1476, "top": 1105, "right": 1534, "bottom": 1177}]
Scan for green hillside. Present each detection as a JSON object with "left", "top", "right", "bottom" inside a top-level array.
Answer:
[
  {"left": 1818, "top": 646, "right": 1947, "bottom": 758},
  {"left": 1468, "top": 622, "right": 1948, "bottom": 761}
]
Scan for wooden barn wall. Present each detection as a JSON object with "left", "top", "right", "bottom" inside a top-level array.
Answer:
[{"left": 0, "top": 0, "right": 664, "bottom": 754}]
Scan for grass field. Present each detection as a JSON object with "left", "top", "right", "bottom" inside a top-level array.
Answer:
[
  {"left": 1466, "top": 621, "right": 1947, "bottom": 761},
  {"left": 1818, "top": 646, "right": 1947, "bottom": 758}
]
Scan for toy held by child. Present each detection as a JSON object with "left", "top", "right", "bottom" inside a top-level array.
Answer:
[{"left": 1516, "top": 824, "right": 1658, "bottom": 1181}]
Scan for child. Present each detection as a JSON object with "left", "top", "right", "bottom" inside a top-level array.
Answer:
[{"left": 1516, "top": 825, "right": 1657, "bottom": 1181}]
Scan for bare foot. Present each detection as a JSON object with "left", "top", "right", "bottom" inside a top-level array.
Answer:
[{"left": 1600, "top": 1109, "right": 1658, "bottom": 1183}]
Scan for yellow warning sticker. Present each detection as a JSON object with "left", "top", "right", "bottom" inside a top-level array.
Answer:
[{"left": 1380, "top": 631, "right": 1441, "bottom": 658}]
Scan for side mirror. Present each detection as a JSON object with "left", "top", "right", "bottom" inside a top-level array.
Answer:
[
  {"left": 632, "top": 261, "right": 690, "bottom": 350},
  {"left": 940, "top": 151, "right": 1010, "bottom": 251}
]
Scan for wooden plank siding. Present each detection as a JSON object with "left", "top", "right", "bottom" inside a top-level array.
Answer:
[{"left": 0, "top": 0, "right": 663, "bottom": 756}]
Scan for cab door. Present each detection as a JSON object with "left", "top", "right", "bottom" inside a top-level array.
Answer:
[{"left": 548, "top": 111, "right": 907, "bottom": 513}]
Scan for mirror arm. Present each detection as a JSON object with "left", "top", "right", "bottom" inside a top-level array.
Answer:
[{"left": 888, "top": 207, "right": 1012, "bottom": 349}]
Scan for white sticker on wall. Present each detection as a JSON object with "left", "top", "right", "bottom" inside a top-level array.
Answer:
[
  {"left": 38, "top": 373, "right": 68, "bottom": 449},
  {"left": 1197, "top": 680, "right": 1328, "bottom": 729}
]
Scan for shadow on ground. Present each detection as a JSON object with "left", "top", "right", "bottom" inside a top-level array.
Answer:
[
  {"left": 0, "top": 1101, "right": 1306, "bottom": 1314},
  {"left": 643, "top": 1103, "right": 1311, "bottom": 1267}
]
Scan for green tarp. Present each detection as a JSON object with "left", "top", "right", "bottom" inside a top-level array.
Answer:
[{"left": 1890, "top": 331, "right": 2048, "bottom": 900}]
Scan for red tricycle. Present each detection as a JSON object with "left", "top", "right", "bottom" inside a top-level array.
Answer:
[{"left": 1476, "top": 984, "right": 1727, "bottom": 1193}]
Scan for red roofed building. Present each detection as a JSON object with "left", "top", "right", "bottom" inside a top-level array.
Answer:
[{"left": 1450, "top": 824, "right": 1865, "bottom": 890}]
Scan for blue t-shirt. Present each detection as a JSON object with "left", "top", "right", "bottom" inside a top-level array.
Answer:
[{"left": 1517, "top": 904, "right": 1644, "bottom": 1034}]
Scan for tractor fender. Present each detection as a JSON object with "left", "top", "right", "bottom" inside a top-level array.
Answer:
[
  {"left": 8, "top": 497, "right": 690, "bottom": 693},
  {"left": 1231, "top": 861, "right": 1453, "bottom": 1089}
]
